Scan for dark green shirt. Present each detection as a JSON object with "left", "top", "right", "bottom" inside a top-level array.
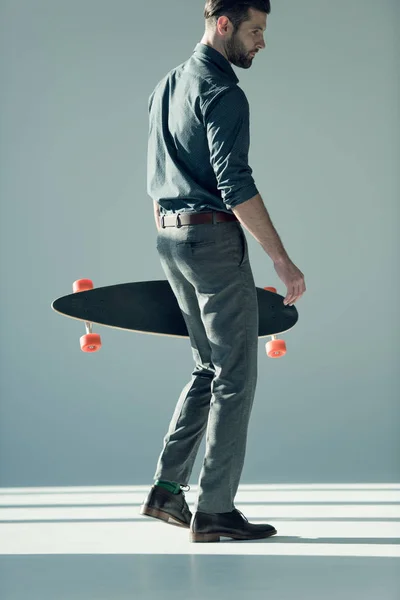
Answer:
[{"left": 147, "top": 43, "right": 259, "bottom": 215}]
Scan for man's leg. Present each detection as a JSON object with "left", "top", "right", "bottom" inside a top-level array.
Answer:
[
  {"left": 154, "top": 221, "right": 258, "bottom": 512},
  {"left": 152, "top": 236, "right": 216, "bottom": 486}
]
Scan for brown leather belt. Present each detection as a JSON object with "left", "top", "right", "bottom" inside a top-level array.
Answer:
[{"left": 159, "top": 211, "right": 238, "bottom": 228}]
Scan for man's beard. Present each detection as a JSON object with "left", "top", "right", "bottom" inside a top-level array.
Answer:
[{"left": 225, "top": 34, "right": 252, "bottom": 69}]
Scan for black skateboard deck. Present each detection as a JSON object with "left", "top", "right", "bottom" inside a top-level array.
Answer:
[{"left": 52, "top": 279, "right": 298, "bottom": 357}]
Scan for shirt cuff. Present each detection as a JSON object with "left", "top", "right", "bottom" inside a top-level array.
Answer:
[{"left": 224, "top": 184, "right": 259, "bottom": 211}]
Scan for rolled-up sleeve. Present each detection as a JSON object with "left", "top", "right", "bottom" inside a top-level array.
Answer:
[{"left": 204, "top": 87, "right": 259, "bottom": 210}]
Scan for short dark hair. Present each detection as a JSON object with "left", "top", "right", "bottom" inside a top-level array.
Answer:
[{"left": 204, "top": 0, "right": 271, "bottom": 33}]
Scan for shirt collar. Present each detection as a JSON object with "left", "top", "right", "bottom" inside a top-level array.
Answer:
[{"left": 193, "top": 43, "right": 239, "bottom": 84}]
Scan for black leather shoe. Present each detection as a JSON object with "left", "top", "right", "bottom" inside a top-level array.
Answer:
[
  {"left": 189, "top": 508, "right": 277, "bottom": 542},
  {"left": 140, "top": 485, "right": 192, "bottom": 528}
]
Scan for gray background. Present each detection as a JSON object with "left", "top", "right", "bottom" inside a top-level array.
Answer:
[{"left": 0, "top": 0, "right": 399, "bottom": 489}]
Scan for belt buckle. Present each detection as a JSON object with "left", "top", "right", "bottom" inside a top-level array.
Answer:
[{"left": 175, "top": 213, "right": 182, "bottom": 228}]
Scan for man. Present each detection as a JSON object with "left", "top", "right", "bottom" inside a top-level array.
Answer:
[{"left": 140, "top": 0, "right": 306, "bottom": 542}]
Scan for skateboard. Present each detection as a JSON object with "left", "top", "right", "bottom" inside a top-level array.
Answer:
[{"left": 51, "top": 279, "right": 299, "bottom": 358}]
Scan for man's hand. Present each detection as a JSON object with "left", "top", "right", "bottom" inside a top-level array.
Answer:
[{"left": 273, "top": 258, "right": 306, "bottom": 306}]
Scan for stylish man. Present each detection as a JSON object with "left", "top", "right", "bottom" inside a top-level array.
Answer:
[{"left": 140, "top": 0, "right": 306, "bottom": 543}]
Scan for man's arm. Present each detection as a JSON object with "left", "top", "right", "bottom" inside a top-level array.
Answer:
[
  {"left": 204, "top": 89, "right": 289, "bottom": 264},
  {"left": 232, "top": 193, "right": 289, "bottom": 264},
  {"left": 153, "top": 200, "right": 160, "bottom": 232}
]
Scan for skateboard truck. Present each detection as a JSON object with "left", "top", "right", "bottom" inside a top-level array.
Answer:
[
  {"left": 72, "top": 279, "right": 102, "bottom": 353},
  {"left": 263, "top": 287, "right": 287, "bottom": 358}
]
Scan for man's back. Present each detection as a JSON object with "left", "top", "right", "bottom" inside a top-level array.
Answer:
[{"left": 147, "top": 43, "right": 259, "bottom": 215}]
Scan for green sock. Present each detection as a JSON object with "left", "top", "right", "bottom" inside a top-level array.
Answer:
[{"left": 154, "top": 479, "right": 181, "bottom": 494}]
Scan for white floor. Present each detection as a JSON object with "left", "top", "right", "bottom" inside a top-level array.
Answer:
[{"left": 0, "top": 483, "right": 399, "bottom": 599}]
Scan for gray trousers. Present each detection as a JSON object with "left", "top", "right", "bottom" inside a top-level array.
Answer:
[{"left": 153, "top": 218, "right": 259, "bottom": 513}]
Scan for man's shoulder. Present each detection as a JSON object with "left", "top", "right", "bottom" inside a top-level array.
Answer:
[
  {"left": 202, "top": 84, "right": 248, "bottom": 119},
  {"left": 149, "top": 61, "right": 247, "bottom": 119}
]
